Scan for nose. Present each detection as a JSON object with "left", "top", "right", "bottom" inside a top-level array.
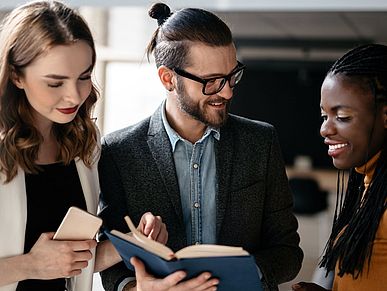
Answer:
[
  {"left": 64, "top": 83, "right": 82, "bottom": 105},
  {"left": 320, "top": 118, "right": 336, "bottom": 138},
  {"left": 217, "top": 81, "right": 233, "bottom": 100}
]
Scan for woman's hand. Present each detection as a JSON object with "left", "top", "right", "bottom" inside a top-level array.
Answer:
[
  {"left": 125, "top": 257, "right": 218, "bottom": 291},
  {"left": 292, "top": 282, "right": 330, "bottom": 291},
  {"left": 137, "top": 212, "right": 168, "bottom": 244},
  {"left": 25, "top": 232, "right": 96, "bottom": 279}
]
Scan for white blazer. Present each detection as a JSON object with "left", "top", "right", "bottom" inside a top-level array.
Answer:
[{"left": 0, "top": 156, "right": 100, "bottom": 291}]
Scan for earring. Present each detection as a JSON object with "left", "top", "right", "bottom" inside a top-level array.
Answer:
[{"left": 168, "top": 87, "right": 174, "bottom": 91}]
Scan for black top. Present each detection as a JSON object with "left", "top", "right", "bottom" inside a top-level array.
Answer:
[{"left": 16, "top": 161, "right": 86, "bottom": 291}]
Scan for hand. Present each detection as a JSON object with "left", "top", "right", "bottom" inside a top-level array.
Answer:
[
  {"left": 128, "top": 257, "right": 219, "bottom": 291},
  {"left": 25, "top": 232, "right": 97, "bottom": 279},
  {"left": 292, "top": 282, "right": 330, "bottom": 291},
  {"left": 137, "top": 212, "right": 168, "bottom": 244}
]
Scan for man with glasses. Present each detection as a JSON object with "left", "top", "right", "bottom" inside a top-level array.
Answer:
[{"left": 99, "top": 3, "right": 303, "bottom": 291}]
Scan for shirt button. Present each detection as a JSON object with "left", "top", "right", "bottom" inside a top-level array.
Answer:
[
  {"left": 193, "top": 163, "right": 199, "bottom": 169},
  {"left": 194, "top": 202, "right": 200, "bottom": 208}
]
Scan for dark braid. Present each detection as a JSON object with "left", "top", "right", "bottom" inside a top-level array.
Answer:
[{"left": 320, "top": 44, "right": 387, "bottom": 278}]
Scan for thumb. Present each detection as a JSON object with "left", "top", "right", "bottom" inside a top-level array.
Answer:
[
  {"left": 40, "top": 232, "right": 55, "bottom": 241},
  {"left": 131, "top": 257, "right": 147, "bottom": 280}
]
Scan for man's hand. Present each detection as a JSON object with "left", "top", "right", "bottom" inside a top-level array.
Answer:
[
  {"left": 128, "top": 257, "right": 219, "bottom": 291},
  {"left": 137, "top": 212, "right": 168, "bottom": 244}
]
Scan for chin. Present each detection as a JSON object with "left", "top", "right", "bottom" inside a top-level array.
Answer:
[{"left": 332, "top": 159, "right": 351, "bottom": 170}]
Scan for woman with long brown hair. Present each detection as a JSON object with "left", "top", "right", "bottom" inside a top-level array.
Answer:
[{"left": 0, "top": 1, "right": 167, "bottom": 291}]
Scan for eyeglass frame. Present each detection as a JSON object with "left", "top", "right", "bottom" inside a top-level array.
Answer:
[{"left": 172, "top": 61, "right": 246, "bottom": 95}]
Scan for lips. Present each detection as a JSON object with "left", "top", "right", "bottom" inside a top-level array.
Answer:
[
  {"left": 327, "top": 142, "right": 349, "bottom": 157},
  {"left": 207, "top": 99, "right": 228, "bottom": 109},
  {"left": 57, "top": 106, "right": 78, "bottom": 115}
]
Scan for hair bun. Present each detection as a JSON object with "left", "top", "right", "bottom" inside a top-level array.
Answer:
[{"left": 148, "top": 2, "right": 171, "bottom": 26}]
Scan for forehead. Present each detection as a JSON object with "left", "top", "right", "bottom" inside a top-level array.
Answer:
[
  {"left": 321, "top": 75, "right": 374, "bottom": 111},
  {"left": 186, "top": 42, "right": 237, "bottom": 72},
  {"left": 25, "top": 40, "right": 93, "bottom": 75}
]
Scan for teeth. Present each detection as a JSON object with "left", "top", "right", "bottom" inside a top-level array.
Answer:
[{"left": 329, "top": 143, "right": 348, "bottom": 150}]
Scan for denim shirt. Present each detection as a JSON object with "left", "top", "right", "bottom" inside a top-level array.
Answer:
[{"left": 161, "top": 103, "right": 219, "bottom": 245}]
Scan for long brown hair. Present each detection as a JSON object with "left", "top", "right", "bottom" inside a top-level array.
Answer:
[{"left": 0, "top": 0, "right": 99, "bottom": 183}]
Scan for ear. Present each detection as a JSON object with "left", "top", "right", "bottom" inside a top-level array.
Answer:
[
  {"left": 158, "top": 65, "right": 175, "bottom": 92},
  {"left": 10, "top": 68, "right": 24, "bottom": 89}
]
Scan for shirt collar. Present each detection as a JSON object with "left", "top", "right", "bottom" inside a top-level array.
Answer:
[{"left": 161, "top": 101, "right": 220, "bottom": 152}]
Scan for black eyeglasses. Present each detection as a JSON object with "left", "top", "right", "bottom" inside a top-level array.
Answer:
[{"left": 173, "top": 61, "right": 245, "bottom": 95}]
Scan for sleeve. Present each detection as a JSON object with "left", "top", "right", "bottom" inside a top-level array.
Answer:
[
  {"left": 98, "top": 137, "right": 136, "bottom": 291},
  {"left": 253, "top": 127, "right": 303, "bottom": 289}
]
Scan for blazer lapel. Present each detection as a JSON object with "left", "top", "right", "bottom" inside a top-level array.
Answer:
[
  {"left": 147, "top": 106, "right": 184, "bottom": 223},
  {"left": 75, "top": 158, "right": 99, "bottom": 214},
  {"left": 215, "top": 121, "right": 234, "bottom": 238}
]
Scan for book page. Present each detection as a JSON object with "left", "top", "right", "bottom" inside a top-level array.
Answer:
[{"left": 175, "top": 244, "right": 249, "bottom": 259}]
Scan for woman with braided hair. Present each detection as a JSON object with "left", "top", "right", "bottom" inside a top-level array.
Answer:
[{"left": 292, "top": 44, "right": 387, "bottom": 291}]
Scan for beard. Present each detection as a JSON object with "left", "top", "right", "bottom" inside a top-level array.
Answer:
[{"left": 175, "top": 80, "right": 230, "bottom": 128}]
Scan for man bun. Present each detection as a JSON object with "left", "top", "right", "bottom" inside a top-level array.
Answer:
[{"left": 148, "top": 2, "right": 171, "bottom": 26}]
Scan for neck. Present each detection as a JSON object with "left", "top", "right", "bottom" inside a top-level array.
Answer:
[
  {"left": 34, "top": 117, "right": 58, "bottom": 165},
  {"left": 165, "top": 99, "right": 206, "bottom": 143}
]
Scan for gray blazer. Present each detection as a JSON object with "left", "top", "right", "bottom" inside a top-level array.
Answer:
[{"left": 99, "top": 105, "right": 303, "bottom": 291}]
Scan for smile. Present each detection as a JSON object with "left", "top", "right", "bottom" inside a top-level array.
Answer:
[
  {"left": 328, "top": 143, "right": 348, "bottom": 151},
  {"left": 57, "top": 106, "right": 78, "bottom": 115}
]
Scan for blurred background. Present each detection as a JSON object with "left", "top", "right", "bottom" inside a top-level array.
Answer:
[{"left": 2, "top": 0, "right": 387, "bottom": 290}]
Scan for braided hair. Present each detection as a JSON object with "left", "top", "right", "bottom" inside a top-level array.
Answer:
[
  {"left": 146, "top": 2, "right": 232, "bottom": 69},
  {"left": 320, "top": 44, "right": 387, "bottom": 278}
]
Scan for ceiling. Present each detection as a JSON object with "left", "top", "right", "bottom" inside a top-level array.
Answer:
[
  {"left": 215, "top": 11, "right": 387, "bottom": 62},
  {"left": 2, "top": 1, "right": 387, "bottom": 62}
]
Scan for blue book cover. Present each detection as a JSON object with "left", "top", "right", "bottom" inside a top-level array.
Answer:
[{"left": 105, "top": 229, "right": 263, "bottom": 291}]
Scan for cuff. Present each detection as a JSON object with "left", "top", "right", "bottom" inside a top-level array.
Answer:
[{"left": 116, "top": 277, "right": 136, "bottom": 291}]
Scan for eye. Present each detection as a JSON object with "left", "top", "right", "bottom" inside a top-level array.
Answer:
[
  {"left": 48, "top": 82, "right": 63, "bottom": 88},
  {"left": 320, "top": 114, "right": 327, "bottom": 121},
  {"left": 206, "top": 79, "right": 217, "bottom": 85},
  {"left": 79, "top": 75, "right": 91, "bottom": 81},
  {"left": 336, "top": 116, "right": 351, "bottom": 122}
]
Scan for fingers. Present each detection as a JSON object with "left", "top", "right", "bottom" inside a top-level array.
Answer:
[
  {"left": 69, "top": 239, "right": 97, "bottom": 251},
  {"left": 154, "top": 225, "right": 168, "bottom": 245},
  {"left": 138, "top": 213, "right": 168, "bottom": 244},
  {"left": 132, "top": 256, "right": 187, "bottom": 289},
  {"left": 139, "top": 212, "right": 157, "bottom": 236},
  {"left": 158, "top": 269, "right": 187, "bottom": 289},
  {"left": 177, "top": 272, "right": 219, "bottom": 291}
]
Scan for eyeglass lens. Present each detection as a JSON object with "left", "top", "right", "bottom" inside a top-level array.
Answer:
[{"left": 204, "top": 68, "right": 244, "bottom": 95}]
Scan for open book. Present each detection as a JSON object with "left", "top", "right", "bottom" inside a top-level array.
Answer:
[{"left": 106, "top": 216, "right": 262, "bottom": 291}]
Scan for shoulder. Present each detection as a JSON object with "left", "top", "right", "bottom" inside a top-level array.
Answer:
[
  {"left": 225, "top": 114, "right": 276, "bottom": 139},
  {"left": 101, "top": 117, "right": 151, "bottom": 152}
]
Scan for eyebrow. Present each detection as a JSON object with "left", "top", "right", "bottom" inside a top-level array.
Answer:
[
  {"left": 199, "top": 63, "right": 240, "bottom": 79},
  {"left": 43, "top": 65, "right": 93, "bottom": 80},
  {"left": 320, "top": 104, "right": 353, "bottom": 111}
]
